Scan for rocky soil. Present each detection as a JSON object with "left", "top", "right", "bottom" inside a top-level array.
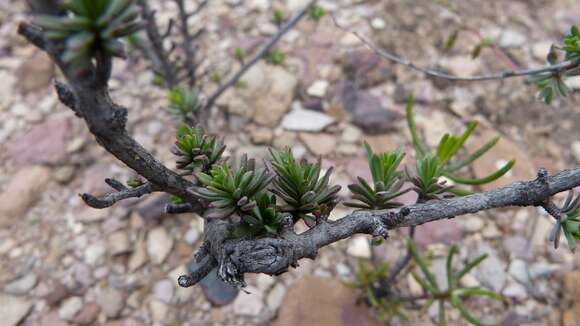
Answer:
[{"left": 0, "top": 0, "right": 579, "bottom": 325}]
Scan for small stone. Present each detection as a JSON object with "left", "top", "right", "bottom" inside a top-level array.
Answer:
[
  {"left": 152, "top": 279, "right": 175, "bottom": 304},
  {"left": 341, "top": 125, "right": 362, "bottom": 143},
  {"left": 299, "top": 133, "right": 337, "bottom": 156},
  {"left": 508, "top": 259, "right": 530, "bottom": 284},
  {"left": 0, "top": 166, "right": 51, "bottom": 228},
  {"left": 53, "top": 166, "right": 76, "bottom": 184},
  {"left": 0, "top": 294, "right": 33, "bottom": 326},
  {"left": 346, "top": 235, "right": 372, "bottom": 259},
  {"left": 84, "top": 242, "right": 106, "bottom": 266},
  {"left": 415, "top": 219, "right": 461, "bottom": 247},
  {"left": 370, "top": 17, "right": 386, "bottom": 30},
  {"left": 529, "top": 262, "right": 559, "bottom": 279},
  {"left": 459, "top": 215, "right": 485, "bottom": 233},
  {"left": 469, "top": 242, "right": 506, "bottom": 292},
  {"left": 7, "top": 117, "right": 72, "bottom": 166},
  {"left": 233, "top": 286, "right": 264, "bottom": 316},
  {"left": 482, "top": 223, "right": 501, "bottom": 239},
  {"left": 193, "top": 260, "right": 238, "bottom": 306},
  {"left": 531, "top": 41, "right": 553, "bottom": 61},
  {"left": 149, "top": 300, "right": 169, "bottom": 322},
  {"left": 503, "top": 235, "right": 530, "bottom": 259},
  {"left": 499, "top": 30, "right": 527, "bottom": 47},
  {"left": 307, "top": 80, "right": 329, "bottom": 98},
  {"left": 250, "top": 127, "right": 274, "bottom": 145},
  {"left": 282, "top": 107, "right": 335, "bottom": 132},
  {"left": 128, "top": 239, "right": 148, "bottom": 271},
  {"left": 73, "top": 303, "right": 100, "bottom": 325},
  {"left": 502, "top": 283, "right": 528, "bottom": 300},
  {"left": 407, "top": 273, "right": 424, "bottom": 296},
  {"left": 107, "top": 231, "right": 131, "bottom": 256},
  {"left": 335, "top": 263, "right": 350, "bottom": 278},
  {"left": 573, "top": 141, "right": 580, "bottom": 162},
  {"left": 444, "top": 56, "right": 481, "bottom": 77},
  {"left": 59, "top": 297, "right": 83, "bottom": 321},
  {"left": 147, "top": 227, "right": 174, "bottom": 264},
  {"left": 459, "top": 273, "right": 480, "bottom": 288},
  {"left": 97, "top": 287, "right": 125, "bottom": 318},
  {"left": 44, "top": 280, "right": 69, "bottom": 307},
  {"left": 256, "top": 274, "right": 276, "bottom": 291},
  {"left": 5, "top": 273, "right": 38, "bottom": 295},
  {"left": 15, "top": 49, "right": 54, "bottom": 94},
  {"left": 266, "top": 283, "right": 286, "bottom": 311},
  {"left": 184, "top": 227, "right": 200, "bottom": 245},
  {"left": 73, "top": 263, "right": 94, "bottom": 287}
]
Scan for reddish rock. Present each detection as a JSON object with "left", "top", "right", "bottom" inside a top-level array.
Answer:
[
  {"left": 275, "top": 276, "right": 379, "bottom": 326},
  {"left": 15, "top": 49, "right": 54, "bottom": 94},
  {"left": 74, "top": 303, "right": 100, "bottom": 325},
  {"left": 7, "top": 117, "right": 72, "bottom": 166},
  {"left": 414, "top": 219, "right": 462, "bottom": 248},
  {"left": 44, "top": 280, "right": 70, "bottom": 307}
]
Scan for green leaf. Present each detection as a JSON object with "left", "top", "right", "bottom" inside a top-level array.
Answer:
[
  {"left": 445, "top": 160, "right": 514, "bottom": 185},
  {"left": 450, "top": 293, "right": 496, "bottom": 326},
  {"left": 446, "top": 136, "right": 500, "bottom": 172},
  {"left": 446, "top": 245, "right": 459, "bottom": 289},
  {"left": 408, "top": 241, "right": 439, "bottom": 291},
  {"left": 455, "top": 254, "right": 488, "bottom": 281},
  {"left": 406, "top": 95, "right": 427, "bottom": 157}
]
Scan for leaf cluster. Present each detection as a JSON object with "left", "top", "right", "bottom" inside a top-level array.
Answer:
[
  {"left": 167, "top": 86, "right": 201, "bottom": 122},
  {"left": 345, "top": 145, "right": 408, "bottom": 209},
  {"left": 192, "top": 155, "right": 274, "bottom": 219},
  {"left": 33, "top": 0, "right": 143, "bottom": 75},
  {"left": 172, "top": 125, "right": 226, "bottom": 174},
  {"left": 270, "top": 148, "right": 341, "bottom": 225}
]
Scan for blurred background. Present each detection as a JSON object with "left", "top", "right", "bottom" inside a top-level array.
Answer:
[{"left": 0, "top": 0, "right": 579, "bottom": 325}]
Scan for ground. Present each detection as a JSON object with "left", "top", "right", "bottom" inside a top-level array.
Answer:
[{"left": 0, "top": 0, "right": 580, "bottom": 325}]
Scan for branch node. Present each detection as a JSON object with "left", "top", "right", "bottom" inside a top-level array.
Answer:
[{"left": 537, "top": 168, "right": 549, "bottom": 184}]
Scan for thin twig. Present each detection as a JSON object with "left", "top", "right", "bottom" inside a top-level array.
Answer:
[
  {"left": 202, "top": 0, "right": 317, "bottom": 111},
  {"left": 174, "top": 0, "right": 208, "bottom": 87},
  {"left": 331, "top": 16, "right": 580, "bottom": 82},
  {"left": 81, "top": 183, "right": 157, "bottom": 209}
]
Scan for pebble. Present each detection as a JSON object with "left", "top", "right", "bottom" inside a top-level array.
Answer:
[
  {"left": 58, "top": 297, "right": 83, "bottom": 321},
  {"left": 107, "top": 231, "right": 131, "bottom": 256},
  {"left": 459, "top": 215, "right": 485, "bottom": 233},
  {"left": 573, "top": 141, "right": 580, "bottom": 162},
  {"left": 307, "top": 80, "right": 329, "bottom": 98},
  {"left": 147, "top": 227, "right": 174, "bottom": 264},
  {"left": 0, "top": 294, "right": 33, "bottom": 326},
  {"left": 508, "top": 259, "right": 530, "bottom": 284},
  {"left": 346, "top": 235, "right": 372, "bottom": 259},
  {"left": 84, "top": 242, "right": 107, "bottom": 266},
  {"left": 5, "top": 273, "right": 38, "bottom": 295},
  {"left": 502, "top": 282, "right": 528, "bottom": 300},
  {"left": 73, "top": 303, "right": 100, "bottom": 325},
  {"left": 152, "top": 279, "right": 175, "bottom": 304},
  {"left": 97, "top": 287, "right": 125, "bottom": 318},
  {"left": 299, "top": 133, "right": 337, "bottom": 156},
  {"left": 266, "top": 283, "right": 286, "bottom": 311},
  {"left": 469, "top": 242, "right": 506, "bottom": 292},
  {"left": 232, "top": 286, "right": 264, "bottom": 316},
  {"left": 149, "top": 299, "right": 169, "bottom": 322},
  {"left": 499, "top": 30, "right": 527, "bottom": 47},
  {"left": 281, "top": 107, "right": 335, "bottom": 132},
  {"left": 370, "top": 17, "right": 386, "bottom": 30}
]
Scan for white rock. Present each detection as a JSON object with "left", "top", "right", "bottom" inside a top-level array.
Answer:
[
  {"left": 84, "top": 242, "right": 106, "bottom": 266},
  {"left": 529, "top": 262, "right": 559, "bottom": 279},
  {"left": 443, "top": 56, "right": 480, "bottom": 77},
  {"left": 232, "top": 286, "right": 264, "bottom": 316},
  {"left": 470, "top": 242, "right": 506, "bottom": 292},
  {"left": 508, "top": 259, "right": 530, "bottom": 284},
  {"left": 531, "top": 41, "right": 553, "bottom": 61},
  {"left": 573, "top": 141, "right": 580, "bottom": 162},
  {"left": 335, "top": 263, "right": 350, "bottom": 278},
  {"left": 107, "top": 231, "right": 131, "bottom": 256},
  {"left": 482, "top": 223, "right": 501, "bottom": 239},
  {"left": 499, "top": 30, "right": 527, "bottom": 47},
  {"left": 286, "top": 0, "right": 310, "bottom": 11},
  {"left": 370, "top": 17, "right": 386, "bottom": 30},
  {"left": 266, "top": 283, "right": 286, "bottom": 311},
  {"left": 502, "top": 283, "right": 528, "bottom": 300},
  {"left": 282, "top": 108, "right": 335, "bottom": 132},
  {"left": 152, "top": 279, "right": 175, "bottom": 304},
  {"left": 346, "top": 235, "right": 372, "bottom": 259},
  {"left": 459, "top": 215, "right": 485, "bottom": 233},
  {"left": 407, "top": 273, "right": 424, "bottom": 296},
  {"left": 256, "top": 274, "right": 276, "bottom": 291},
  {"left": 184, "top": 227, "right": 200, "bottom": 245},
  {"left": 341, "top": 125, "right": 362, "bottom": 143},
  {"left": 129, "top": 239, "right": 148, "bottom": 271},
  {"left": 0, "top": 294, "right": 33, "bottom": 326},
  {"left": 565, "top": 76, "right": 580, "bottom": 90},
  {"left": 5, "top": 274, "right": 38, "bottom": 295},
  {"left": 97, "top": 287, "right": 125, "bottom": 318},
  {"left": 307, "top": 80, "right": 329, "bottom": 98},
  {"left": 147, "top": 227, "right": 174, "bottom": 264},
  {"left": 59, "top": 297, "right": 83, "bottom": 321},
  {"left": 149, "top": 300, "right": 169, "bottom": 322}
]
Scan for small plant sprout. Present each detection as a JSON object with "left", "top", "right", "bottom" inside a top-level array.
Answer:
[
  {"left": 172, "top": 125, "right": 226, "bottom": 174},
  {"left": 406, "top": 96, "right": 515, "bottom": 197},
  {"left": 308, "top": 5, "right": 326, "bottom": 22},
  {"left": 549, "top": 190, "right": 580, "bottom": 251},
  {"left": 167, "top": 86, "right": 201, "bottom": 122}
]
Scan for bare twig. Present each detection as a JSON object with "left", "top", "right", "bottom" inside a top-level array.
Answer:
[
  {"left": 81, "top": 182, "right": 157, "bottom": 209},
  {"left": 180, "top": 167, "right": 580, "bottom": 287},
  {"left": 332, "top": 16, "right": 580, "bottom": 82},
  {"left": 174, "top": 0, "right": 208, "bottom": 87},
  {"left": 202, "top": 0, "right": 317, "bottom": 111}
]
